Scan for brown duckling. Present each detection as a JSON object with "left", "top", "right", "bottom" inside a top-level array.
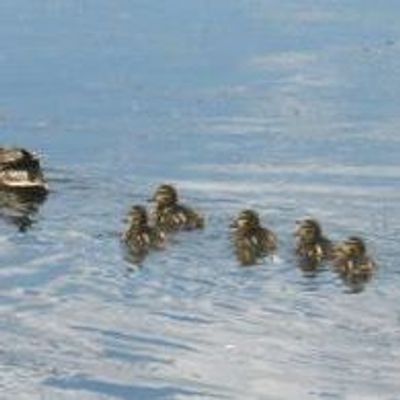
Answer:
[
  {"left": 151, "top": 184, "right": 204, "bottom": 232},
  {"left": 0, "top": 147, "right": 48, "bottom": 193},
  {"left": 123, "top": 205, "right": 166, "bottom": 262},
  {"left": 231, "top": 209, "right": 277, "bottom": 266},
  {"left": 295, "top": 218, "right": 332, "bottom": 262},
  {"left": 333, "top": 236, "right": 376, "bottom": 280}
]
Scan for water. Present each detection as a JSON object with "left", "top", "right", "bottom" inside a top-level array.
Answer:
[{"left": 1, "top": 1, "right": 400, "bottom": 399}]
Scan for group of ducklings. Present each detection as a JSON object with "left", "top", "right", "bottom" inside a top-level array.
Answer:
[
  {"left": 117, "top": 173, "right": 376, "bottom": 285},
  {"left": 1, "top": 147, "right": 376, "bottom": 284},
  {"left": 294, "top": 219, "right": 376, "bottom": 284},
  {"left": 232, "top": 211, "right": 375, "bottom": 285},
  {"left": 122, "top": 184, "right": 204, "bottom": 263}
]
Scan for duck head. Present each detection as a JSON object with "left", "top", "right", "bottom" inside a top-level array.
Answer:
[
  {"left": 127, "top": 205, "right": 148, "bottom": 228},
  {"left": 152, "top": 184, "right": 178, "bottom": 208},
  {"left": 336, "top": 236, "right": 366, "bottom": 258},
  {"left": 295, "top": 219, "right": 323, "bottom": 244},
  {"left": 232, "top": 209, "right": 260, "bottom": 232}
]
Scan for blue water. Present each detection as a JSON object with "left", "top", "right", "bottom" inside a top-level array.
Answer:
[{"left": 1, "top": 1, "right": 400, "bottom": 399}]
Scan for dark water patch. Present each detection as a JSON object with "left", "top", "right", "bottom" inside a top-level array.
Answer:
[
  {"left": 71, "top": 326, "right": 197, "bottom": 353},
  {"left": 44, "top": 375, "right": 214, "bottom": 400},
  {"left": 104, "top": 349, "right": 172, "bottom": 366},
  {"left": 151, "top": 311, "right": 213, "bottom": 326}
]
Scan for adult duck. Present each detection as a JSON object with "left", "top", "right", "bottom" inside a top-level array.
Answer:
[{"left": 0, "top": 147, "right": 48, "bottom": 192}]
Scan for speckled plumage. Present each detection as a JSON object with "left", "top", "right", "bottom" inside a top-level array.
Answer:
[
  {"left": 333, "top": 236, "right": 376, "bottom": 280},
  {"left": 152, "top": 184, "right": 204, "bottom": 232},
  {"left": 123, "top": 205, "right": 165, "bottom": 262},
  {"left": 232, "top": 209, "right": 277, "bottom": 266},
  {"left": 295, "top": 219, "right": 332, "bottom": 263}
]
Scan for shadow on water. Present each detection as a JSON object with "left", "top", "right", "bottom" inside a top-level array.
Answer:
[
  {"left": 122, "top": 242, "right": 147, "bottom": 268},
  {"left": 44, "top": 375, "right": 216, "bottom": 400},
  {"left": 0, "top": 188, "right": 47, "bottom": 232}
]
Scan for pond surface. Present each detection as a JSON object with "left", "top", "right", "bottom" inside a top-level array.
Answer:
[{"left": 1, "top": 1, "right": 400, "bottom": 399}]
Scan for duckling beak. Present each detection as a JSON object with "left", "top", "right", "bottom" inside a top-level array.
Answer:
[{"left": 232, "top": 218, "right": 250, "bottom": 229}]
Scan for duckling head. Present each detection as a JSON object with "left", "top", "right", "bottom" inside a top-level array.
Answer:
[
  {"left": 233, "top": 209, "right": 260, "bottom": 232},
  {"left": 127, "top": 205, "right": 148, "bottom": 228},
  {"left": 338, "top": 236, "right": 366, "bottom": 258},
  {"left": 295, "top": 219, "right": 323, "bottom": 244},
  {"left": 152, "top": 184, "right": 178, "bottom": 208}
]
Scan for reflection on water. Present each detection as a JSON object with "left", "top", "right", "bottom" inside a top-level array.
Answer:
[
  {"left": 0, "top": 188, "right": 47, "bottom": 232},
  {"left": 1, "top": 0, "right": 400, "bottom": 399},
  {"left": 122, "top": 244, "right": 146, "bottom": 268},
  {"left": 297, "top": 257, "right": 327, "bottom": 278},
  {"left": 336, "top": 269, "right": 375, "bottom": 294}
]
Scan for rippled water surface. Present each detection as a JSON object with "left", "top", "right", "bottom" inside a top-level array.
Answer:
[{"left": 1, "top": 1, "right": 400, "bottom": 399}]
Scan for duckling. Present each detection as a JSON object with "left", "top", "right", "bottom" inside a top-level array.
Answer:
[
  {"left": 123, "top": 205, "right": 166, "bottom": 262},
  {"left": 151, "top": 184, "right": 204, "bottom": 232},
  {"left": 231, "top": 209, "right": 277, "bottom": 266},
  {"left": 0, "top": 147, "right": 48, "bottom": 192},
  {"left": 333, "top": 236, "right": 376, "bottom": 279},
  {"left": 295, "top": 218, "right": 332, "bottom": 262}
]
